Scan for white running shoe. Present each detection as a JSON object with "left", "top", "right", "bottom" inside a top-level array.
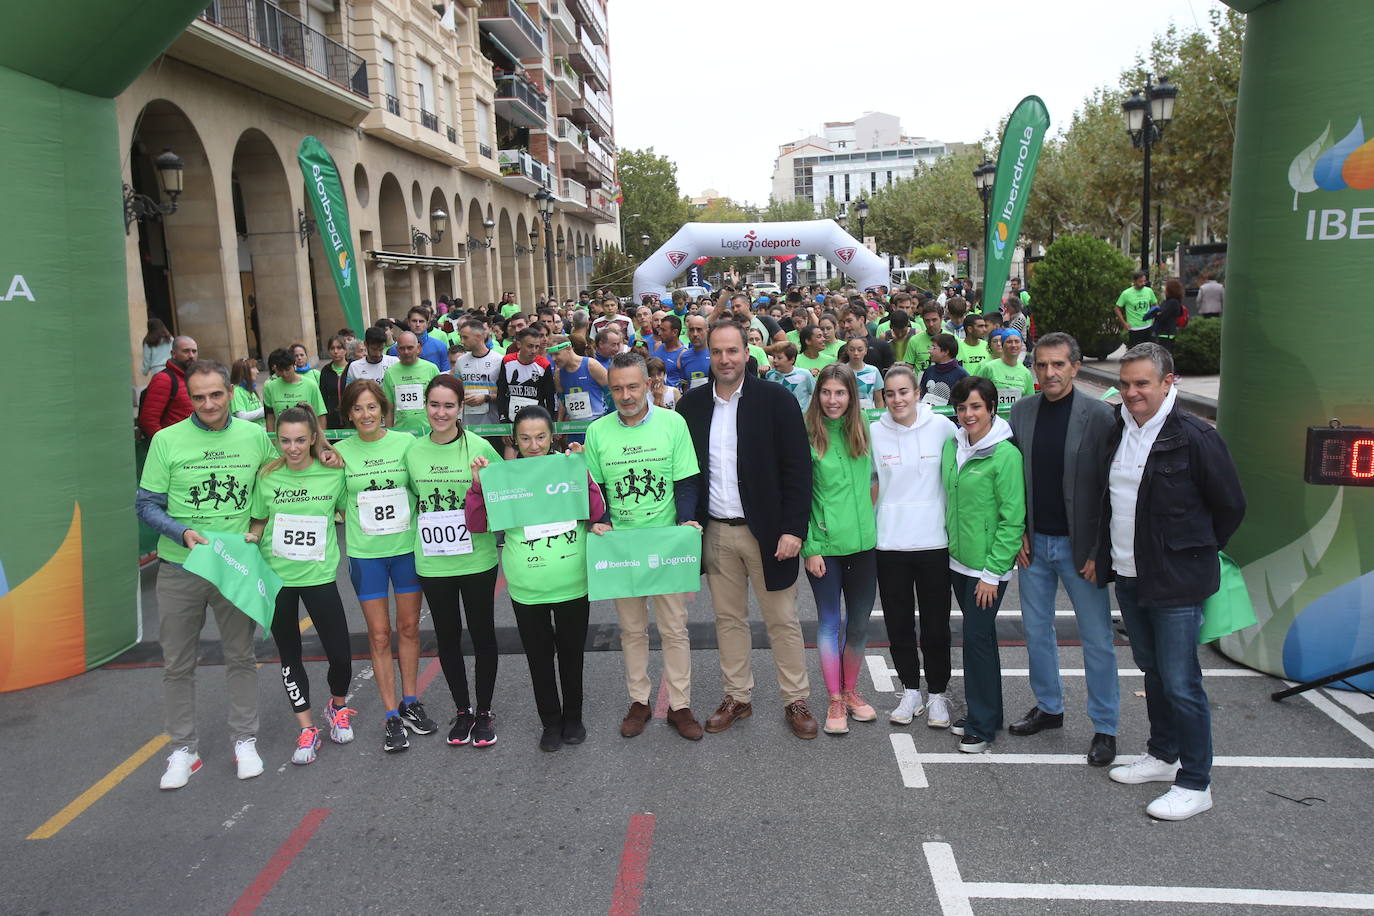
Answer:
[
  {"left": 926, "top": 694, "right": 951, "bottom": 729},
  {"left": 159, "top": 747, "right": 202, "bottom": 790},
  {"left": 325, "top": 701, "right": 356, "bottom": 744},
  {"left": 889, "top": 688, "right": 928, "bottom": 725},
  {"left": 1146, "top": 785, "right": 1213, "bottom": 821},
  {"left": 234, "top": 737, "right": 264, "bottom": 780},
  {"left": 291, "top": 727, "right": 322, "bottom": 766},
  {"left": 1109, "top": 754, "right": 1182, "bottom": 785}
]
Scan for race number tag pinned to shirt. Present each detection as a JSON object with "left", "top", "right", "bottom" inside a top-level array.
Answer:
[
  {"left": 394, "top": 384, "right": 424, "bottom": 412},
  {"left": 418, "top": 509, "right": 473, "bottom": 556},
  {"left": 357, "top": 488, "right": 410, "bottom": 536},
  {"left": 523, "top": 519, "right": 576, "bottom": 540},
  {"left": 271, "top": 513, "right": 328, "bottom": 562},
  {"left": 564, "top": 391, "right": 593, "bottom": 419},
  {"left": 996, "top": 388, "right": 1023, "bottom": 407},
  {"left": 689, "top": 376, "right": 709, "bottom": 389},
  {"left": 508, "top": 395, "right": 538, "bottom": 419}
]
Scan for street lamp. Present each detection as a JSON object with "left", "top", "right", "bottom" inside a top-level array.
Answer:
[
  {"left": 410, "top": 207, "right": 448, "bottom": 251},
  {"left": 620, "top": 212, "right": 641, "bottom": 251},
  {"left": 855, "top": 198, "right": 870, "bottom": 245},
  {"left": 534, "top": 187, "right": 556, "bottom": 298},
  {"left": 639, "top": 232, "right": 650, "bottom": 251},
  {"left": 973, "top": 158, "right": 996, "bottom": 272},
  {"left": 467, "top": 216, "right": 495, "bottom": 250},
  {"left": 836, "top": 206, "right": 849, "bottom": 282},
  {"left": 1122, "top": 73, "right": 1178, "bottom": 272},
  {"left": 123, "top": 147, "right": 185, "bottom": 234}
]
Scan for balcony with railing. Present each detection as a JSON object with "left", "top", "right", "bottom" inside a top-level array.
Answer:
[
  {"left": 199, "top": 0, "right": 368, "bottom": 97},
  {"left": 548, "top": 55, "right": 579, "bottom": 102},
  {"left": 553, "top": 116, "right": 586, "bottom": 155},
  {"left": 447, "top": 125, "right": 458, "bottom": 143},
  {"left": 384, "top": 93, "right": 400, "bottom": 115},
  {"left": 568, "top": 27, "right": 610, "bottom": 92},
  {"left": 570, "top": 85, "right": 611, "bottom": 139},
  {"left": 494, "top": 72, "right": 547, "bottom": 128},
  {"left": 478, "top": 0, "right": 545, "bottom": 59},
  {"left": 499, "top": 148, "right": 553, "bottom": 194},
  {"left": 570, "top": 0, "right": 607, "bottom": 46},
  {"left": 548, "top": 0, "right": 577, "bottom": 43},
  {"left": 587, "top": 186, "right": 618, "bottom": 224},
  {"left": 420, "top": 108, "right": 438, "bottom": 131},
  {"left": 556, "top": 176, "right": 589, "bottom": 212}
]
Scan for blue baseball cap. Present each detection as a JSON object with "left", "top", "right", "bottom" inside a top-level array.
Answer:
[{"left": 757, "top": 296, "right": 771, "bottom": 305}]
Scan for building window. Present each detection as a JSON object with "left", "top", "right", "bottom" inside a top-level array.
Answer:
[
  {"left": 380, "top": 37, "right": 399, "bottom": 115},
  {"left": 417, "top": 59, "right": 437, "bottom": 130},
  {"left": 870, "top": 172, "right": 877, "bottom": 192},
  {"left": 843, "top": 174, "right": 850, "bottom": 201},
  {"left": 887, "top": 170, "right": 893, "bottom": 185},
  {"left": 828, "top": 175, "right": 835, "bottom": 199},
  {"left": 476, "top": 98, "right": 493, "bottom": 157}
]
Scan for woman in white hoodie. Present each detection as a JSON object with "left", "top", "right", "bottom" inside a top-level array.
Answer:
[{"left": 871, "top": 365, "right": 958, "bottom": 729}]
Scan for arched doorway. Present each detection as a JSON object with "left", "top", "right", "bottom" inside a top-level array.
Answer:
[
  {"left": 428, "top": 186, "right": 457, "bottom": 306},
  {"left": 467, "top": 199, "right": 493, "bottom": 308},
  {"left": 497, "top": 209, "right": 518, "bottom": 308},
  {"left": 377, "top": 172, "right": 412, "bottom": 318},
  {"left": 128, "top": 100, "right": 233, "bottom": 361},
  {"left": 232, "top": 128, "right": 307, "bottom": 359}
]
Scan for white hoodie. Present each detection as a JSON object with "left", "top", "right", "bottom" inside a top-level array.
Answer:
[{"left": 870, "top": 404, "right": 958, "bottom": 551}]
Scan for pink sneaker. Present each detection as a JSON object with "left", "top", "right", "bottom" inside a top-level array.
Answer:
[
  {"left": 823, "top": 696, "right": 849, "bottom": 735},
  {"left": 842, "top": 689, "right": 877, "bottom": 722}
]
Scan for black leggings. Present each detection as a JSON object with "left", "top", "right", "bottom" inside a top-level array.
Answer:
[
  {"left": 420, "top": 567, "right": 499, "bottom": 712},
  {"left": 876, "top": 548, "right": 953, "bottom": 694},
  {"left": 512, "top": 596, "right": 589, "bottom": 724},
  {"left": 270, "top": 583, "right": 353, "bottom": 713}
]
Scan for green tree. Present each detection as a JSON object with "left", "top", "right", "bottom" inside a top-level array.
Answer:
[
  {"left": 1029, "top": 234, "right": 1135, "bottom": 359},
  {"left": 763, "top": 197, "right": 816, "bottom": 222},
  {"left": 589, "top": 245, "right": 639, "bottom": 297},
  {"left": 865, "top": 147, "right": 987, "bottom": 258},
  {"left": 617, "top": 147, "right": 691, "bottom": 256},
  {"left": 907, "top": 243, "right": 953, "bottom": 292}
]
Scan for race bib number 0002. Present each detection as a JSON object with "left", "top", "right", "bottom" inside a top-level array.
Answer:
[{"left": 418, "top": 509, "right": 473, "bottom": 556}]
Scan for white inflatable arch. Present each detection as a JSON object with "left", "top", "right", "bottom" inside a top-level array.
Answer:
[{"left": 631, "top": 220, "right": 888, "bottom": 301}]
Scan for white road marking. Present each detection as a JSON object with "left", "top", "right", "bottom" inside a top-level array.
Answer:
[
  {"left": 865, "top": 655, "right": 895, "bottom": 693},
  {"left": 923, "top": 842, "right": 1374, "bottom": 912},
  {"left": 873, "top": 608, "right": 1080, "bottom": 618},
  {"left": 865, "top": 656, "right": 1263, "bottom": 686},
  {"left": 1325, "top": 687, "right": 1374, "bottom": 716},
  {"left": 914, "top": 753, "right": 1374, "bottom": 769},
  {"left": 1295, "top": 684, "right": 1374, "bottom": 753},
  {"left": 889, "top": 733, "right": 928, "bottom": 788}
]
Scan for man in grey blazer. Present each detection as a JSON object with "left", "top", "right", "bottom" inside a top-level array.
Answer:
[{"left": 1008, "top": 332, "right": 1120, "bottom": 766}]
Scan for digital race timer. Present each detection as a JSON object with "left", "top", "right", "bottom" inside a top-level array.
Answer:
[{"left": 1304, "top": 425, "right": 1374, "bottom": 486}]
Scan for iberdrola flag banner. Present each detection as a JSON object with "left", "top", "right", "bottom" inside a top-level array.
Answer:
[
  {"left": 981, "top": 96, "right": 1050, "bottom": 314},
  {"left": 298, "top": 137, "right": 364, "bottom": 333}
]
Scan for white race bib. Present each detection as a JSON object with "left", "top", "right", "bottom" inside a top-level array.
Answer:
[
  {"left": 464, "top": 392, "right": 491, "bottom": 416},
  {"left": 996, "top": 387, "right": 1023, "bottom": 407},
  {"left": 271, "top": 513, "right": 327, "bottom": 562},
  {"left": 357, "top": 488, "right": 411, "bottom": 536},
  {"left": 564, "top": 391, "right": 593, "bottom": 419},
  {"left": 859, "top": 396, "right": 875, "bottom": 410},
  {"left": 689, "top": 376, "right": 709, "bottom": 389},
  {"left": 508, "top": 395, "right": 538, "bottom": 419},
  {"left": 523, "top": 519, "right": 576, "bottom": 540},
  {"left": 418, "top": 509, "right": 473, "bottom": 556},
  {"left": 394, "top": 383, "right": 424, "bottom": 412}
]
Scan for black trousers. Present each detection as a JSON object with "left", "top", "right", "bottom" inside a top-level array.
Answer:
[
  {"left": 512, "top": 596, "right": 589, "bottom": 724},
  {"left": 420, "top": 566, "right": 499, "bottom": 712},
  {"left": 876, "top": 548, "right": 952, "bottom": 694},
  {"left": 270, "top": 583, "right": 352, "bottom": 713},
  {"left": 1127, "top": 328, "right": 1153, "bottom": 348}
]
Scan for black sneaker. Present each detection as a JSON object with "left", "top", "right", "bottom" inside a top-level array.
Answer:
[
  {"left": 539, "top": 724, "right": 562, "bottom": 752},
  {"left": 950, "top": 718, "right": 967, "bottom": 736},
  {"left": 471, "top": 710, "right": 497, "bottom": 747},
  {"left": 561, "top": 719, "right": 587, "bottom": 745},
  {"left": 399, "top": 700, "right": 437, "bottom": 735},
  {"left": 447, "top": 709, "right": 476, "bottom": 746},
  {"left": 383, "top": 717, "right": 409, "bottom": 753}
]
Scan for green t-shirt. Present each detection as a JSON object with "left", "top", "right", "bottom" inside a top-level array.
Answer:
[
  {"left": 332, "top": 430, "right": 415, "bottom": 559},
  {"left": 748, "top": 344, "right": 768, "bottom": 373},
  {"left": 785, "top": 329, "right": 801, "bottom": 349},
  {"left": 405, "top": 431, "right": 501, "bottom": 577},
  {"left": 500, "top": 303, "right": 523, "bottom": 320},
  {"left": 499, "top": 481, "right": 591, "bottom": 605},
  {"left": 975, "top": 358, "right": 1037, "bottom": 407},
  {"left": 795, "top": 350, "right": 836, "bottom": 373},
  {"left": 889, "top": 331, "right": 914, "bottom": 364},
  {"left": 1116, "top": 285, "right": 1159, "bottom": 329},
  {"left": 876, "top": 319, "right": 891, "bottom": 337},
  {"left": 231, "top": 386, "right": 266, "bottom": 428},
  {"left": 585, "top": 406, "right": 699, "bottom": 529},
  {"left": 383, "top": 359, "right": 440, "bottom": 432},
  {"left": 908, "top": 332, "right": 937, "bottom": 372},
  {"left": 959, "top": 339, "right": 991, "bottom": 373},
  {"left": 262, "top": 375, "right": 327, "bottom": 423},
  {"left": 251, "top": 461, "right": 346, "bottom": 587},
  {"left": 139, "top": 417, "right": 275, "bottom": 565}
]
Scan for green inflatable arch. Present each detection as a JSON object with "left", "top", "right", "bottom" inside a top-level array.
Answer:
[
  {"left": 1216, "top": 0, "right": 1374, "bottom": 689},
  {"left": 0, "top": 0, "right": 210, "bottom": 691}
]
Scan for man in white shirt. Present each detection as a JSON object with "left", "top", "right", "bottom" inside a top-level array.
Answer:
[
  {"left": 347, "top": 327, "right": 399, "bottom": 384},
  {"left": 454, "top": 318, "right": 502, "bottom": 427}
]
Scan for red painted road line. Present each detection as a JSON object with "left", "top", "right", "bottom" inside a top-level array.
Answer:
[
  {"left": 651, "top": 674, "right": 669, "bottom": 719},
  {"left": 415, "top": 656, "right": 443, "bottom": 697},
  {"left": 227, "top": 808, "right": 330, "bottom": 916},
  {"left": 608, "top": 813, "right": 656, "bottom": 916},
  {"left": 495, "top": 570, "right": 507, "bottom": 597}
]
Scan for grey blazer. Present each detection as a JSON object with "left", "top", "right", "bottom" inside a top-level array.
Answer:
[{"left": 1009, "top": 386, "right": 1117, "bottom": 570}]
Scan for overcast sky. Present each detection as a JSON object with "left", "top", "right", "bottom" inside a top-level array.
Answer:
[{"left": 608, "top": 0, "right": 1230, "bottom": 205}]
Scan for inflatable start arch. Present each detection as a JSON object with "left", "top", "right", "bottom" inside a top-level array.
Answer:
[{"left": 632, "top": 221, "right": 888, "bottom": 301}]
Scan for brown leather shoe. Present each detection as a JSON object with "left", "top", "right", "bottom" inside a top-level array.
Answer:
[
  {"left": 620, "top": 701, "right": 651, "bottom": 738},
  {"left": 704, "top": 696, "right": 753, "bottom": 733},
  {"left": 784, "top": 700, "right": 819, "bottom": 739},
  {"left": 666, "top": 707, "right": 704, "bottom": 740}
]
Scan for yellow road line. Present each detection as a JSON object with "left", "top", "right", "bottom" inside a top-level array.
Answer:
[{"left": 28, "top": 734, "right": 170, "bottom": 839}]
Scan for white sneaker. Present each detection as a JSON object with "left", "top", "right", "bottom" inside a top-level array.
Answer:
[
  {"left": 234, "top": 738, "right": 264, "bottom": 780},
  {"left": 1109, "top": 753, "right": 1182, "bottom": 785},
  {"left": 325, "top": 702, "right": 356, "bottom": 744},
  {"left": 159, "top": 747, "right": 202, "bottom": 790},
  {"left": 889, "top": 688, "right": 928, "bottom": 725},
  {"left": 926, "top": 694, "right": 951, "bottom": 729},
  {"left": 1146, "top": 785, "right": 1213, "bottom": 821}
]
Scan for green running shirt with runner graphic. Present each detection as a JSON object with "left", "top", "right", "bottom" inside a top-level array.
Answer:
[
  {"left": 332, "top": 430, "right": 415, "bottom": 559},
  {"left": 404, "top": 431, "right": 502, "bottom": 577},
  {"left": 975, "top": 358, "right": 1036, "bottom": 406},
  {"left": 584, "top": 407, "right": 698, "bottom": 530},
  {"left": 251, "top": 461, "right": 346, "bottom": 587},
  {"left": 383, "top": 360, "right": 440, "bottom": 432},
  {"left": 139, "top": 417, "right": 275, "bottom": 565},
  {"left": 262, "top": 376, "right": 327, "bottom": 422}
]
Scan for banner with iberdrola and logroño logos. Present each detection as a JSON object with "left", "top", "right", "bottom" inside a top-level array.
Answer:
[
  {"left": 586, "top": 526, "right": 701, "bottom": 601},
  {"left": 980, "top": 96, "right": 1050, "bottom": 314},
  {"left": 297, "top": 137, "right": 364, "bottom": 334}
]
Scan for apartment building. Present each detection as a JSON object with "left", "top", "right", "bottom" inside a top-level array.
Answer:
[
  {"left": 770, "top": 112, "right": 947, "bottom": 210},
  {"left": 117, "top": 0, "right": 616, "bottom": 373}
]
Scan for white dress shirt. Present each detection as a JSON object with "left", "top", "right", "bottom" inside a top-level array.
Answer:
[
  {"left": 707, "top": 382, "right": 744, "bottom": 519},
  {"left": 1109, "top": 385, "right": 1178, "bottom": 577}
]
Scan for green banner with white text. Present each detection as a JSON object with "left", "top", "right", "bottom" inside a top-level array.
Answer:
[
  {"left": 981, "top": 96, "right": 1050, "bottom": 314},
  {"left": 482, "top": 452, "right": 589, "bottom": 532},
  {"left": 183, "top": 533, "right": 283, "bottom": 629},
  {"left": 298, "top": 136, "right": 364, "bottom": 334},
  {"left": 587, "top": 526, "right": 701, "bottom": 601}
]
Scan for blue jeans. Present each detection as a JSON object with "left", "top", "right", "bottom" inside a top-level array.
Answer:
[
  {"left": 952, "top": 572, "right": 1009, "bottom": 742},
  {"left": 806, "top": 550, "right": 877, "bottom": 695},
  {"left": 1017, "top": 533, "right": 1119, "bottom": 734},
  {"left": 1115, "top": 577, "right": 1212, "bottom": 790}
]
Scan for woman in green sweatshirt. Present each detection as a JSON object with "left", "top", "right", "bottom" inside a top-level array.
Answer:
[
  {"left": 803, "top": 363, "right": 879, "bottom": 736},
  {"left": 941, "top": 375, "right": 1026, "bottom": 753}
]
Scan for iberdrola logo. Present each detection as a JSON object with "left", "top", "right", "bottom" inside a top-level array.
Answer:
[
  {"left": 1289, "top": 118, "right": 1374, "bottom": 210},
  {"left": 992, "top": 220, "right": 1010, "bottom": 255},
  {"left": 338, "top": 251, "right": 352, "bottom": 287}
]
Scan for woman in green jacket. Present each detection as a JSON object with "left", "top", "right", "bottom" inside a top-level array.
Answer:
[
  {"left": 942, "top": 374, "right": 1025, "bottom": 753},
  {"left": 803, "top": 363, "right": 879, "bottom": 735}
]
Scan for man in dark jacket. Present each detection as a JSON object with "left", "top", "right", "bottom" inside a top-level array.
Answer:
[
  {"left": 678, "top": 321, "right": 819, "bottom": 740},
  {"left": 137, "top": 335, "right": 197, "bottom": 438},
  {"left": 1009, "top": 332, "right": 1120, "bottom": 766},
  {"left": 1094, "top": 343, "right": 1245, "bottom": 821}
]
